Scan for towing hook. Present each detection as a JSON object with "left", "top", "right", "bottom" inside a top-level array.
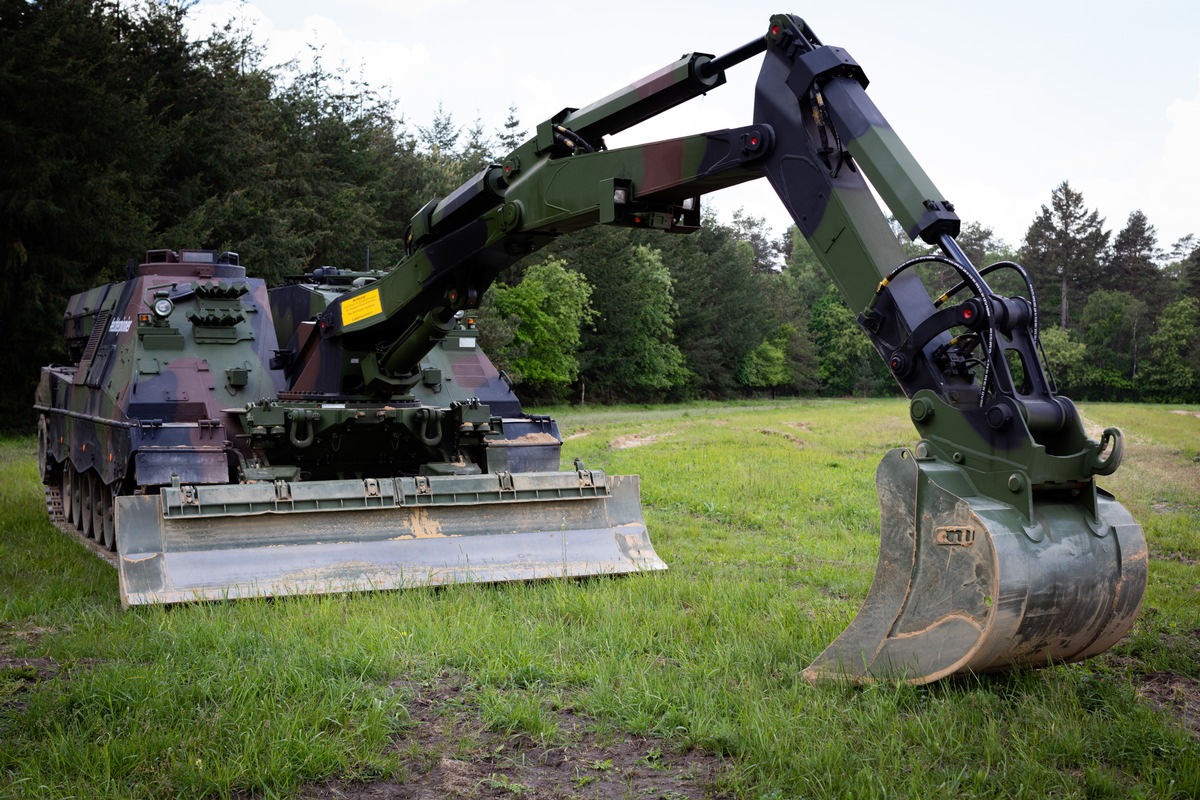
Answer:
[
  {"left": 288, "top": 410, "right": 316, "bottom": 448},
  {"left": 1092, "top": 427, "right": 1124, "bottom": 476},
  {"left": 416, "top": 408, "right": 443, "bottom": 447}
]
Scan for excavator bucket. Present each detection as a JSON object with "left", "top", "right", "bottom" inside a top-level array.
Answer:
[
  {"left": 804, "top": 449, "right": 1148, "bottom": 685},
  {"left": 115, "top": 471, "right": 664, "bottom": 607}
]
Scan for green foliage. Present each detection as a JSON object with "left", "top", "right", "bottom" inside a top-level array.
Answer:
[
  {"left": 578, "top": 244, "right": 688, "bottom": 402},
  {"left": 782, "top": 229, "right": 826, "bottom": 301},
  {"left": 0, "top": 0, "right": 170, "bottom": 429},
  {"left": 1037, "top": 326, "right": 1087, "bottom": 394},
  {"left": 545, "top": 229, "right": 689, "bottom": 402},
  {"left": 0, "top": 1, "right": 426, "bottom": 428},
  {"left": 1108, "top": 210, "right": 1166, "bottom": 304},
  {"left": 477, "top": 260, "right": 594, "bottom": 397},
  {"left": 1181, "top": 239, "right": 1200, "bottom": 300},
  {"left": 646, "top": 215, "right": 768, "bottom": 398},
  {"left": 737, "top": 337, "right": 790, "bottom": 394},
  {"left": 729, "top": 207, "right": 784, "bottom": 273},
  {"left": 413, "top": 106, "right": 495, "bottom": 200},
  {"left": 808, "top": 287, "right": 881, "bottom": 396},
  {"left": 497, "top": 105, "right": 525, "bottom": 155},
  {"left": 738, "top": 324, "right": 819, "bottom": 397},
  {"left": 1141, "top": 297, "right": 1200, "bottom": 402},
  {"left": 1072, "top": 290, "right": 1150, "bottom": 399}
]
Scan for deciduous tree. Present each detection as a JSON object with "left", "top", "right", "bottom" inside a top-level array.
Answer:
[
  {"left": 476, "top": 259, "right": 594, "bottom": 398},
  {"left": 1074, "top": 290, "right": 1149, "bottom": 399},
  {"left": 1142, "top": 298, "right": 1199, "bottom": 403}
]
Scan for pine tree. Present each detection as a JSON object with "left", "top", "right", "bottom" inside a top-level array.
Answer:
[
  {"left": 1109, "top": 210, "right": 1164, "bottom": 303},
  {"left": 1019, "top": 182, "right": 1110, "bottom": 329},
  {"left": 497, "top": 105, "right": 525, "bottom": 155}
]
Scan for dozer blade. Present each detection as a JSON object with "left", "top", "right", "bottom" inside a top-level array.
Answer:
[
  {"left": 115, "top": 471, "right": 664, "bottom": 607},
  {"left": 805, "top": 449, "right": 1148, "bottom": 685}
]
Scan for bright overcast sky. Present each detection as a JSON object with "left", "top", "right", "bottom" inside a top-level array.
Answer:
[{"left": 188, "top": 0, "right": 1200, "bottom": 257}]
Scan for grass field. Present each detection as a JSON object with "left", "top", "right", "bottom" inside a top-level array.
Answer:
[{"left": 1, "top": 399, "right": 1198, "bottom": 799}]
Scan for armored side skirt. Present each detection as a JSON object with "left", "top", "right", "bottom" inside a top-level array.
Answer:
[
  {"left": 116, "top": 471, "right": 664, "bottom": 607},
  {"left": 804, "top": 449, "right": 1148, "bottom": 685}
]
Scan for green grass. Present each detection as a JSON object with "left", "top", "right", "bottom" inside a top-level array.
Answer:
[{"left": 2, "top": 399, "right": 1198, "bottom": 798}]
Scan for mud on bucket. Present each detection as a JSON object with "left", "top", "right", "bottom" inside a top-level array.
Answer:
[{"left": 804, "top": 448, "right": 1148, "bottom": 685}]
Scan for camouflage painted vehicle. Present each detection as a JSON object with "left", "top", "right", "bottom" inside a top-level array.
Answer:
[
  {"left": 36, "top": 250, "right": 283, "bottom": 552},
  {"left": 36, "top": 13, "right": 1146, "bottom": 684},
  {"left": 36, "top": 252, "right": 660, "bottom": 604}
]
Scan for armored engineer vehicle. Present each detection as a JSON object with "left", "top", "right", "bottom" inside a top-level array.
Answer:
[{"left": 36, "top": 13, "right": 1146, "bottom": 684}]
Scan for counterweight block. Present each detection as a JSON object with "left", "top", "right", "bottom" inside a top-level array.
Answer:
[{"left": 804, "top": 449, "right": 1148, "bottom": 684}]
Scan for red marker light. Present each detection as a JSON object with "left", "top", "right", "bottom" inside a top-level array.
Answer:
[
  {"left": 750, "top": 136, "right": 759, "bottom": 147},
  {"left": 962, "top": 307, "right": 974, "bottom": 320},
  {"left": 771, "top": 24, "right": 779, "bottom": 34}
]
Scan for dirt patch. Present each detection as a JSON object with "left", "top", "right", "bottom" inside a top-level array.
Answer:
[
  {"left": 1151, "top": 549, "right": 1198, "bottom": 566},
  {"left": 0, "top": 622, "right": 58, "bottom": 643},
  {"left": 304, "top": 675, "right": 729, "bottom": 799},
  {"left": 1135, "top": 671, "right": 1200, "bottom": 739},
  {"left": 784, "top": 421, "right": 811, "bottom": 432},
  {"left": 562, "top": 430, "right": 592, "bottom": 442},
  {"left": 0, "top": 624, "right": 68, "bottom": 714},
  {"left": 759, "top": 428, "right": 805, "bottom": 448},
  {"left": 1152, "top": 501, "right": 1199, "bottom": 516},
  {"left": 1109, "top": 625, "right": 1200, "bottom": 739},
  {"left": 0, "top": 654, "right": 60, "bottom": 681},
  {"left": 0, "top": 657, "right": 61, "bottom": 714},
  {"left": 609, "top": 432, "right": 673, "bottom": 450},
  {"left": 0, "top": 623, "right": 59, "bottom": 675},
  {"left": 1169, "top": 410, "right": 1200, "bottom": 419}
]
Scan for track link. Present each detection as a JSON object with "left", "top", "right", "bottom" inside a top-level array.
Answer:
[{"left": 45, "top": 482, "right": 118, "bottom": 568}]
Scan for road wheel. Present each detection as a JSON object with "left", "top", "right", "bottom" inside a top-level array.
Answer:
[
  {"left": 63, "top": 466, "right": 76, "bottom": 525},
  {"left": 99, "top": 483, "right": 117, "bottom": 552},
  {"left": 92, "top": 475, "right": 106, "bottom": 545},
  {"left": 80, "top": 471, "right": 95, "bottom": 539},
  {"left": 71, "top": 467, "right": 85, "bottom": 529},
  {"left": 37, "top": 416, "right": 53, "bottom": 484}
]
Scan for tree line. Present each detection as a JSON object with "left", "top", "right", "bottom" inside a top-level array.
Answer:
[{"left": 2, "top": 1, "right": 1198, "bottom": 432}]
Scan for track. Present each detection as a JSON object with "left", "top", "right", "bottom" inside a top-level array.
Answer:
[{"left": 44, "top": 481, "right": 119, "bottom": 569}]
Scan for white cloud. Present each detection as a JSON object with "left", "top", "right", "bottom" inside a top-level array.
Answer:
[
  {"left": 1154, "top": 67, "right": 1200, "bottom": 246},
  {"left": 350, "top": 0, "right": 465, "bottom": 17}
]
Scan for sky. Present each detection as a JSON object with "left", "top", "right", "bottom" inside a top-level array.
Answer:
[{"left": 186, "top": 0, "right": 1200, "bottom": 257}]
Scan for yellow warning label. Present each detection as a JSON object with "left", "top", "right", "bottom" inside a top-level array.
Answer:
[{"left": 341, "top": 289, "right": 383, "bottom": 327}]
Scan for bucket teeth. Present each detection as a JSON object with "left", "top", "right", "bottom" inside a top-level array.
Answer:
[{"left": 804, "top": 449, "right": 1148, "bottom": 685}]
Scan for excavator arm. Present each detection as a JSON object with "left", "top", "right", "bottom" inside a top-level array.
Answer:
[{"left": 151, "top": 14, "right": 1146, "bottom": 682}]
